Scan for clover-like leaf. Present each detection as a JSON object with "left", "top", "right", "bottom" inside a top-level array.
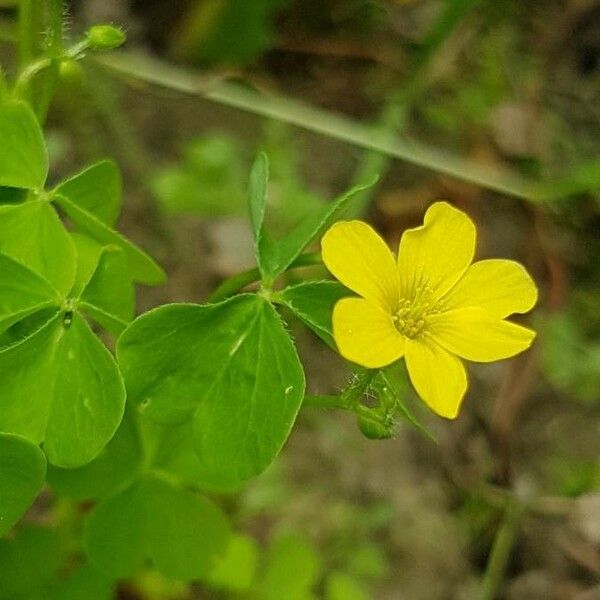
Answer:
[
  {"left": 0, "top": 200, "right": 76, "bottom": 295},
  {"left": 118, "top": 294, "right": 305, "bottom": 489},
  {"left": 85, "top": 475, "right": 231, "bottom": 580},
  {"left": 54, "top": 194, "right": 165, "bottom": 285},
  {"left": 48, "top": 410, "right": 141, "bottom": 501},
  {"left": 0, "top": 434, "right": 46, "bottom": 536},
  {"left": 55, "top": 160, "right": 122, "bottom": 226},
  {"left": 0, "top": 313, "right": 125, "bottom": 468},
  {"left": 79, "top": 245, "right": 135, "bottom": 335},
  {"left": 279, "top": 280, "right": 348, "bottom": 348},
  {"left": 0, "top": 252, "right": 60, "bottom": 335},
  {"left": 0, "top": 99, "right": 48, "bottom": 190}
]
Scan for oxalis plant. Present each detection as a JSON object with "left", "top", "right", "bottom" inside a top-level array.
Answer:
[{"left": 0, "top": 6, "right": 538, "bottom": 598}]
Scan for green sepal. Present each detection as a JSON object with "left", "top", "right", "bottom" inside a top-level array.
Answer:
[
  {"left": 84, "top": 475, "right": 231, "bottom": 580},
  {"left": 0, "top": 433, "right": 46, "bottom": 537},
  {"left": 0, "top": 99, "right": 48, "bottom": 190}
]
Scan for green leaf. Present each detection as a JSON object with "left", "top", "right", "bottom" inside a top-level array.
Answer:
[
  {"left": 117, "top": 294, "right": 305, "bottom": 488},
  {"left": 248, "top": 152, "right": 269, "bottom": 256},
  {"left": 69, "top": 233, "right": 104, "bottom": 297},
  {"left": 79, "top": 245, "right": 135, "bottom": 335},
  {"left": 0, "top": 433, "right": 46, "bottom": 536},
  {"left": 54, "top": 160, "right": 122, "bottom": 226},
  {"left": 0, "top": 99, "right": 48, "bottom": 190},
  {"left": 0, "top": 200, "right": 76, "bottom": 295},
  {"left": 279, "top": 280, "right": 348, "bottom": 348},
  {"left": 208, "top": 534, "right": 259, "bottom": 592},
  {"left": 48, "top": 411, "right": 141, "bottom": 501},
  {"left": 325, "top": 572, "right": 368, "bottom": 600},
  {"left": 0, "top": 313, "right": 126, "bottom": 467},
  {"left": 247, "top": 152, "right": 376, "bottom": 282},
  {"left": 54, "top": 193, "right": 165, "bottom": 285},
  {"left": 85, "top": 475, "right": 231, "bottom": 580},
  {"left": 46, "top": 564, "right": 113, "bottom": 600},
  {"left": 0, "top": 252, "right": 60, "bottom": 335},
  {"left": 0, "top": 526, "right": 64, "bottom": 599},
  {"left": 260, "top": 532, "right": 320, "bottom": 600},
  {"left": 84, "top": 479, "right": 146, "bottom": 579},
  {"left": 0, "top": 187, "right": 27, "bottom": 205}
]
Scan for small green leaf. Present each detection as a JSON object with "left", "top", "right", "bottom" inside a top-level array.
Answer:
[
  {"left": 265, "top": 178, "right": 377, "bottom": 279},
  {"left": 248, "top": 152, "right": 269, "bottom": 255},
  {"left": 246, "top": 152, "right": 376, "bottom": 282},
  {"left": 0, "top": 313, "right": 126, "bottom": 467},
  {"left": 260, "top": 532, "right": 320, "bottom": 600},
  {"left": 54, "top": 194, "right": 165, "bottom": 285},
  {"left": 85, "top": 475, "right": 231, "bottom": 580},
  {"left": 279, "top": 280, "right": 348, "bottom": 348},
  {"left": 0, "top": 99, "right": 48, "bottom": 190},
  {"left": 79, "top": 245, "right": 135, "bottom": 335},
  {"left": 0, "top": 200, "right": 76, "bottom": 295},
  {"left": 0, "top": 526, "right": 64, "bottom": 598},
  {"left": 84, "top": 479, "right": 147, "bottom": 579},
  {"left": 69, "top": 233, "right": 104, "bottom": 297},
  {"left": 0, "top": 252, "right": 60, "bottom": 334},
  {"left": 118, "top": 294, "right": 305, "bottom": 488},
  {"left": 55, "top": 160, "right": 122, "bottom": 227},
  {"left": 0, "top": 433, "right": 46, "bottom": 536},
  {"left": 208, "top": 534, "right": 259, "bottom": 592},
  {"left": 325, "top": 572, "right": 368, "bottom": 600},
  {"left": 46, "top": 564, "right": 113, "bottom": 600},
  {"left": 48, "top": 411, "right": 141, "bottom": 501},
  {"left": 45, "top": 313, "right": 126, "bottom": 467}
]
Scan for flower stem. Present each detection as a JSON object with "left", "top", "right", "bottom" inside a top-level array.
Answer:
[{"left": 480, "top": 498, "right": 527, "bottom": 600}]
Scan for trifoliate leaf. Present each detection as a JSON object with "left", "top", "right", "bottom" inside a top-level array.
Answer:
[{"left": 117, "top": 294, "right": 305, "bottom": 489}]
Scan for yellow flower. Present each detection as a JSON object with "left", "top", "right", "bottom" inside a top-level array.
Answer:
[{"left": 321, "top": 201, "right": 538, "bottom": 419}]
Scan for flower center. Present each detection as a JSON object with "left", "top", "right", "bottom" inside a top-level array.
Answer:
[{"left": 392, "top": 289, "right": 440, "bottom": 338}]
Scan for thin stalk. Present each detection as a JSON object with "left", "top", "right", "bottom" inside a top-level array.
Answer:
[
  {"left": 480, "top": 499, "right": 527, "bottom": 600},
  {"left": 18, "top": 0, "right": 38, "bottom": 70},
  {"left": 207, "top": 252, "right": 322, "bottom": 303},
  {"left": 36, "top": 0, "right": 64, "bottom": 123}
]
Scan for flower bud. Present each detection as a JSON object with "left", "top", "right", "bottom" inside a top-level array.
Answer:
[{"left": 85, "top": 25, "right": 126, "bottom": 51}]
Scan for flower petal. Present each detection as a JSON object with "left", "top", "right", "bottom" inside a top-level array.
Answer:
[
  {"left": 427, "top": 307, "right": 536, "bottom": 363},
  {"left": 405, "top": 337, "right": 467, "bottom": 419},
  {"left": 439, "top": 259, "right": 538, "bottom": 318},
  {"left": 398, "top": 202, "right": 476, "bottom": 302},
  {"left": 332, "top": 297, "right": 405, "bottom": 369},
  {"left": 322, "top": 220, "right": 399, "bottom": 311}
]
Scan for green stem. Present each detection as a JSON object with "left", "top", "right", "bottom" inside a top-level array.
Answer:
[
  {"left": 36, "top": 0, "right": 64, "bottom": 123},
  {"left": 480, "top": 499, "right": 527, "bottom": 600},
  {"left": 207, "top": 252, "right": 322, "bottom": 304},
  {"left": 18, "top": 0, "right": 39, "bottom": 72}
]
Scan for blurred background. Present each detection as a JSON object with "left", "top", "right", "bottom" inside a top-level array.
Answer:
[{"left": 2, "top": 0, "right": 599, "bottom": 598}]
